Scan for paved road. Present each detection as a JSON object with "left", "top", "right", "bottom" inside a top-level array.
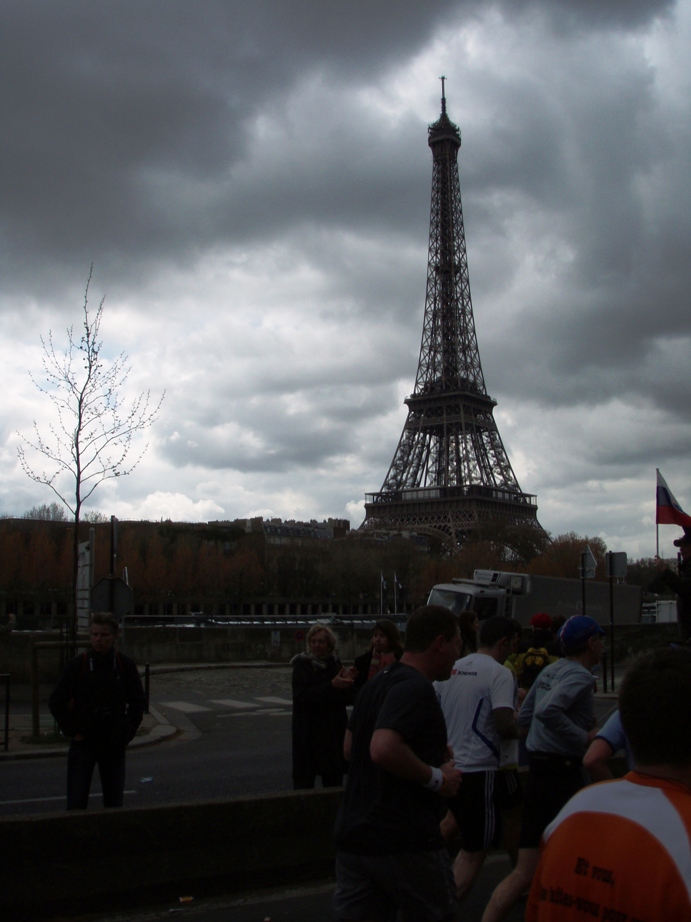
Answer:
[
  {"left": 0, "top": 667, "right": 296, "bottom": 815},
  {"left": 0, "top": 666, "right": 618, "bottom": 816}
]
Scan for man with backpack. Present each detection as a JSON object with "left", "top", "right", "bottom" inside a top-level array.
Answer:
[
  {"left": 512, "top": 613, "right": 559, "bottom": 692},
  {"left": 50, "top": 612, "right": 146, "bottom": 809}
]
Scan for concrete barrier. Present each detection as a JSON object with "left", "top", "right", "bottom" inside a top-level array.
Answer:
[
  {"left": 1, "top": 761, "right": 634, "bottom": 919},
  {"left": 2, "top": 789, "right": 342, "bottom": 919}
]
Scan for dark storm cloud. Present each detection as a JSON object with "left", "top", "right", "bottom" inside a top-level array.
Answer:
[
  {"left": 454, "top": 15, "right": 691, "bottom": 427},
  {"left": 505, "top": 0, "right": 674, "bottom": 30},
  {"left": 1, "top": 0, "right": 466, "bottom": 295},
  {"left": 2, "top": 0, "right": 674, "bottom": 299}
]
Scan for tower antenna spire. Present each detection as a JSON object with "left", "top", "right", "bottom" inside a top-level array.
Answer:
[{"left": 440, "top": 75, "right": 446, "bottom": 114}]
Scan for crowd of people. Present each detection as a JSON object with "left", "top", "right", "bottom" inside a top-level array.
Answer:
[
  {"left": 326, "top": 545, "right": 691, "bottom": 922},
  {"left": 330, "top": 609, "right": 610, "bottom": 921},
  {"left": 39, "top": 527, "right": 691, "bottom": 920}
]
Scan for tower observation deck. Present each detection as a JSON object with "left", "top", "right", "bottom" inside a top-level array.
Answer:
[{"left": 362, "top": 85, "right": 545, "bottom": 549}]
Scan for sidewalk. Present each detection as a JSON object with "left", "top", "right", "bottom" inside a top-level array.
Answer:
[
  {"left": 0, "top": 693, "right": 177, "bottom": 761},
  {"left": 0, "top": 660, "right": 285, "bottom": 761}
]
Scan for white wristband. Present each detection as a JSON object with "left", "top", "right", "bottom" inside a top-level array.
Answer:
[{"left": 423, "top": 766, "right": 444, "bottom": 791}]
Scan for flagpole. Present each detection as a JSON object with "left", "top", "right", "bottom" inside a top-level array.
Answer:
[{"left": 656, "top": 468, "right": 660, "bottom": 558}]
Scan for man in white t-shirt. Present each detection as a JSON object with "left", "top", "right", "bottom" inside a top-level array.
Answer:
[{"left": 436, "top": 615, "right": 525, "bottom": 900}]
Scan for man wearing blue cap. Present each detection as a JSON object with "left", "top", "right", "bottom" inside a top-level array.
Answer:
[{"left": 481, "top": 615, "right": 605, "bottom": 922}]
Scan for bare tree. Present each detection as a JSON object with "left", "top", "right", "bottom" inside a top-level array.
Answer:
[
  {"left": 23, "top": 501, "right": 68, "bottom": 521},
  {"left": 17, "top": 268, "right": 164, "bottom": 640},
  {"left": 82, "top": 510, "right": 109, "bottom": 523}
]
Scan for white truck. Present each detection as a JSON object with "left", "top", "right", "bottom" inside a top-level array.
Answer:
[
  {"left": 427, "top": 569, "right": 642, "bottom": 626},
  {"left": 641, "top": 600, "right": 677, "bottom": 624}
]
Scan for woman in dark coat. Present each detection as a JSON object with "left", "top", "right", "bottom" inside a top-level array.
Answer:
[
  {"left": 352, "top": 618, "right": 404, "bottom": 696},
  {"left": 291, "top": 623, "right": 354, "bottom": 789}
]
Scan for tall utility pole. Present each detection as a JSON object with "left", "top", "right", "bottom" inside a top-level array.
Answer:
[{"left": 363, "top": 82, "right": 545, "bottom": 549}]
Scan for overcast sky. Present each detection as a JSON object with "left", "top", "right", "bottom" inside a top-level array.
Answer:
[{"left": 2, "top": 0, "right": 690, "bottom": 560}]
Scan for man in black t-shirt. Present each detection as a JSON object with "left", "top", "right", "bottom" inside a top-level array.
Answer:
[{"left": 334, "top": 605, "right": 463, "bottom": 922}]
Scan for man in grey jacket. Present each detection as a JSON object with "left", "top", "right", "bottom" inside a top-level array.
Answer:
[{"left": 480, "top": 615, "right": 604, "bottom": 922}]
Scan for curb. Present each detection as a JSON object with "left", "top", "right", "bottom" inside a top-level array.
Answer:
[{"left": 0, "top": 705, "right": 177, "bottom": 761}]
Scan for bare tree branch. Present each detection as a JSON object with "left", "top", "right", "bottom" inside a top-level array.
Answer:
[{"left": 17, "top": 267, "right": 165, "bottom": 641}]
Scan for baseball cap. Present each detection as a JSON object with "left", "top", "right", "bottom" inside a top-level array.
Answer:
[
  {"left": 560, "top": 615, "right": 605, "bottom": 652},
  {"left": 530, "top": 612, "right": 552, "bottom": 630}
]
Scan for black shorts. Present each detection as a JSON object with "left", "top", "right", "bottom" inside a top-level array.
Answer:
[
  {"left": 519, "top": 752, "right": 587, "bottom": 849},
  {"left": 495, "top": 767, "right": 523, "bottom": 811},
  {"left": 446, "top": 770, "right": 501, "bottom": 853}
]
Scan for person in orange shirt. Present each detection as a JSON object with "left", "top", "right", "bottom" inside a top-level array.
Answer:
[{"left": 525, "top": 646, "right": 691, "bottom": 921}]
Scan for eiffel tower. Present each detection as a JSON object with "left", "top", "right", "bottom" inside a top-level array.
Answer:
[{"left": 363, "top": 82, "right": 544, "bottom": 549}]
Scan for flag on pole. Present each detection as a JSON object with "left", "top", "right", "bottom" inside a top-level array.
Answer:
[
  {"left": 380, "top": 572, "right": 387, "bottom": 590},
  {"left": 656, "top": 470, "right": 691, "bottom": 528},
  {"left": 394, "top": 572, "right": 403, "bottom": 590}
]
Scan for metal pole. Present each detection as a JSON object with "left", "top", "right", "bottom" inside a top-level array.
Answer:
[
  {"left": 609, "top": 571, "right": 615, "bottom": 692},
  {"left": 2, "top": 674, "right": 9, "bottom": 752},
  {"left": 109, "top": 515, "right": 117, "bottom": 578},
  {"left": 656, "top": 468, "right": 660, "bottom": 558},
  {"left": 144, "top": 662, "right": 150, "bottom": 715},
  {"left": 32, "top": 644, "right": 40, "bottom": 739},
  {"left": 580, "top": 567, "right": 586, "bottom": 619},
  {"left": 108, "top": 531, "right": 115, "bottom": 616}
]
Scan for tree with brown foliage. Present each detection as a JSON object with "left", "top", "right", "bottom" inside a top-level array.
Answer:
[{"left": 526, "top": 532, "right": 608, "bottom": 580}]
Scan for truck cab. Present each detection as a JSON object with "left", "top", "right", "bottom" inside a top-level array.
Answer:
[{"left": 427, "top": 570, "right": 531, "bottom": 621}]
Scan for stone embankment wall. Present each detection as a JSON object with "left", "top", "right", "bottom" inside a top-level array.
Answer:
[
  {"left": 0, "top": 623, "right": 371, "bottom": 683},
  {"left": 0, "top": 622, "right": 681, "bottom": 684}
]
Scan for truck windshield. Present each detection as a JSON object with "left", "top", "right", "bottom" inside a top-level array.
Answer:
[{"left": 427, "top": 588, "right": 473, "bottom": 615}]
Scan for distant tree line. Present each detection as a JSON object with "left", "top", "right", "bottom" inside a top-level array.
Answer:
[{"left": 0, "top": 516, "right": 669, "bottom": 627}]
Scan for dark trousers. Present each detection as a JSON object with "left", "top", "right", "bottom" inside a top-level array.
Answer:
[
  {"left": 519, "top": 752, "right": 587, "bottom": 848},
  {"left": 67, "top": 739, "right": 127, "bottom": 809}
]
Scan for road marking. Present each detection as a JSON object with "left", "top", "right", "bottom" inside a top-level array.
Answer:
[
  {"left": 218, "top": 708, "right": 289, "bottom": 718},
  {"left": 255, "top": 696, "right": 292, "bottom": 705},
  {"left": 159, "top": 701, "right": 212, "bottom": 713},
  {"left": 0, "top": 791, "right": 137, "bottom": 806},
  {"left": 209, "top": 699, "right": 260, "bottom": 709}
]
